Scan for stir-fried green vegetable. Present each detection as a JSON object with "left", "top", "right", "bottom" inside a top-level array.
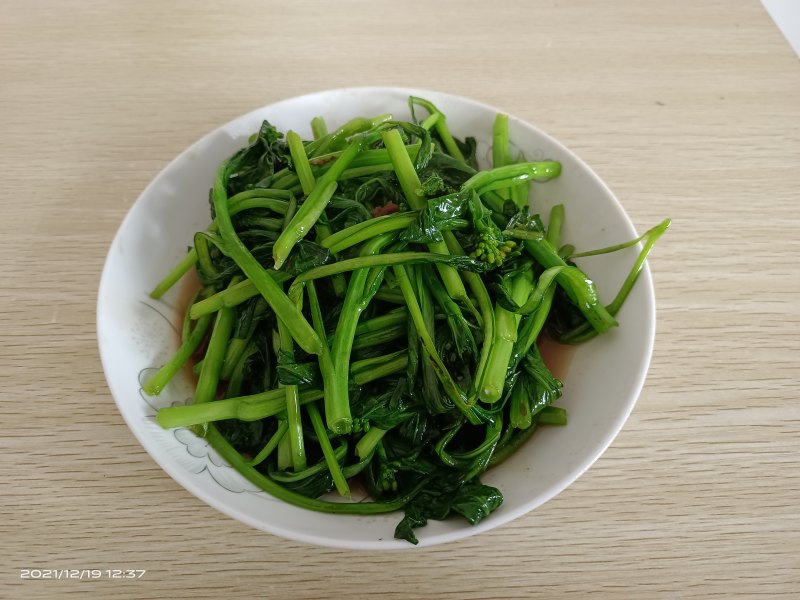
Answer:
[{"left": 144, "top": 99, "right": 668, "bottom": 544}]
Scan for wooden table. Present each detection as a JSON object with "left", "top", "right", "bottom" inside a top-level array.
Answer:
[{"left": 3, "top": 1, "right": 799, "bottom": 597}]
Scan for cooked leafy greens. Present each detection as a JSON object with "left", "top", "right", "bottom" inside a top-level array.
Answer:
[{"left": 144, "top": 98, "right": 669, "bottom": 544}]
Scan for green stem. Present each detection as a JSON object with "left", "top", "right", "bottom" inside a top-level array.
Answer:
[
  {"left": 212, "top": 163, "right": 322, "bottom": 354},
  {"left": 393, "top": 265, "right": 479, "bottom": 424},
  {"left": 149, "top": 249, "right": 197, "bottom": 299},
  {"left": 193, "top": 305, "right": 235, "bottom": 407},
  {"left": 142, "top": 313, "right": 212, "bottom": 395},
  {"left": 310, "top": 116, "right": 328, "bottom": 140},
  {"left": 479, "top": 269, "right": 533, "bottom": 403},
  {"left": 229, "top": 188, "right": 290, "bottom": 210},
  {"left": 327, "top": 234, "right": 394, "bottom": 433},
  {"left": 351, "top": 353, "right": 407, "bottom": 384},
  {"left": 190, "top": 273, "right": 291, "bottom": 319},
  {"left": 307, "top": 113, "right": 392, "bottom": 157},
  {"left": 443, "top": 234, "right": 494, "bottom": 394},
  {"left": 228, "top": 195, "right": 289, "bottom": 217},
  {"left": 353, "top": 308, "right": 408, "bottom": 336},
  {"left": 292, "top": 251, "right": 481, "bottom": 286},
  {"left": 492, "top": 113, "right": 512, "bottom": 201},
  {"left": 305, "top": 280, "right": 341, "bottom": 436},
  {"left": 511, "top": 283, "right": 560, "bottom": 371},
  {"left": 308, "top": 142, "right": 420, "bottom": 171},
  {"left": 268, "top": 441, "right": 347, "bottom": 482},
  {"left": 192, "top": 232, "right": 220, "bottom": 278},
  {"left": 374, "top": 288, "right": 405, "bottom": 304},
  {"left": 538, "top": 406, "right": 568, "bottom": 425},
  {"left": 248, "top": 420, "right": 288, "bottom": 467},
  {"left": 546, "top": 204, "right": 565, "bottom": 245},
  {"left": 205, "top": 424, "right": 422, "bottom": 515},
  {"left": 306, "top": 403, "right": 351, "bottom": 498},
  {"left": 264, "top": 171, "right": 300, "bottom": 192},
  {"left": 341, "top": 453, "right": 376, "bottom": 478},
  {"left": 155, "top": 350, "right": 408, "bottom": 430},
  {"left": 517, "top": 266, "right": 567, "bottom": 316},
  {"left": 278, "top": 297, "right": 306, "bottom": 472},
  {"left": 350, "top": 350, "right": 406, "bottom": 376},
  {"left": 157, "top": 388, "right": 323, "bottom": 429},
  {"left": 351, "top": 325, "right": 406, "bottom": 350},
  {"left": 559, "top": 219, "right": 671, "bottom": 343},
  {"left": 286, "top": 130, "right": 316, "bottom": 196},
  {"left": 220, "top": 338, "right": 249, "bottom": 381},
  {"left": 381, "top": 129, "right": 425, "bottom": 210},
  {"left": 381, "top": 128, "right": 472, "bottom": 307},
  {"left": 225, "top": 339, "right": 256, "bottom": 398},
  {"left": 322, "top": 212, "right": 417, "bottom": 255},
  {"left": 488, "top": 424, "right": 537, "bottom": 468},
  {"left": 181, "top": 289, "right": 202, "bottom": 344},
  {"left": 522, "top": 236, "right": 618, "bottom": 334},
  {"left": 312, "top": 219, "right": 347, "bottom": 297},
  {"left": 570, "top": 218, "right": 670, "bottom": 260},
  {"left": 463, "top": 162, "right": 562, "bottom": 194},
  {"left": 419, "top": 112, "right": 440, "bottom": 131},
  {"left": 356, "top": 426, "right": 387, "bottom": 460},
  {"left": 409, "top": 96, "right": 465, "bottom": 162},
  {"left": 277, "top": 430, "right": 292, "bottom": 470},
  {"left": 273, "top": 138, "right": 363, "bottom": 269},
  {"left": 510, "top": 380, "right": 532, "bottom": 429}
]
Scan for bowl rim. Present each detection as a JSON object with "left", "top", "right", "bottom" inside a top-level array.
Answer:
[{"left": 97, "top": 86, "right": 655, "bottom": 549}]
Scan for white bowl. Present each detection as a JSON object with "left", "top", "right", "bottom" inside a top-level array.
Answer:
[{"left": 97, "top": 87, "right": 655, "bottom": 549}]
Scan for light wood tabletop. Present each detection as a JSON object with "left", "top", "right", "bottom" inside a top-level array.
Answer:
[{"left": 3, "top": 1, "right": 799, "bottom": 598}]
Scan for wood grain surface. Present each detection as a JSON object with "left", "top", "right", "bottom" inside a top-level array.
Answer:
[{"left": 2, "top": 1, "right": 799, "bottom": 598}]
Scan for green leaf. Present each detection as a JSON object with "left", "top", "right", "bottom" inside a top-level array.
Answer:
[
  {"left": 392, "top": 473, "right": 502, "bottom": 544},
  {"left": 281, "top": 240, "right": 332, "bottom": 276},
  {"left": 226, "top": 120, "right": 291, "bottom": 194},
  {"left": 449, "top": 481, "right": 504, "bottom": 525},
  {"left": 351, "top": 384, "right": 416, "bottom": 431},
  {"left": 401, "top": 191, "right": 468, "bottom": 244}
]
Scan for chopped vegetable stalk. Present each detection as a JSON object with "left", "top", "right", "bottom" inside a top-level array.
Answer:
[
  {"left": 204, "top": 425, "right": 426, "bottom": 514},
  {"left": 149, "top": 249, "right": 197, "bottom": 299},
  {"left": 409, "top": 96, "right": 465, "bottom": 162},
  {"left": 382, "top": 128, "right": 474, "bottom": 310},
  {"left": 492, "top": 114, "right": 512, "bottom": 202},
  {"left": 393, "top": 265, "right": 480, "bottom": 425},
  {"left": 273, "top": 180, "right": 340, "bottom": 270},
  {"left": 519, "top": 235, "right": 618, "bottom": 334},
  {"left": 463, "top": 162, "right": 562, "bottom": 194},
  {"left": 278, "top": 286, "right": 306, "bottom": 471},
  {"left": 143, "top": 311, "right": 212, "bottom": 395},
  {"left": 194, "top": 302, "right": 236, "bottom": 406},
  {"left": 327, "top": 234, "right": 395, "bottom": 433},
  {"left": 355, "top": 426, "right": 387, "bottom": 460},
  {"left": 479, "top": 268, "right": 533, "bottom": 403},
  {"left": 558, "top": 218, "right": 671, "bottom": 343},
  {"left": 310, "top": 116, "right": 328, "bottom": 140},
  {"left": 248, "top": 420, "right": 288, "bottom": 467},
  {"left": 307, "top": 403, "right": 351, "bottom": 498},
  {"left": 307, "top": 113, "right": 392, "bottom": 157},
  {"left": 274, "top": 133, "right": 373, "bottom": 269},
  {"left": 322, "top": 212, "right": 418, "bottom": 254},
  {"left": 211, "top": 162, "right": 323, "bottom": 355}
]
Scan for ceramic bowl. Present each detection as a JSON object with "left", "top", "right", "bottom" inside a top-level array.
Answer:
[{"left": 97, "top": 87, "right": 655, "bottom": 549}]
